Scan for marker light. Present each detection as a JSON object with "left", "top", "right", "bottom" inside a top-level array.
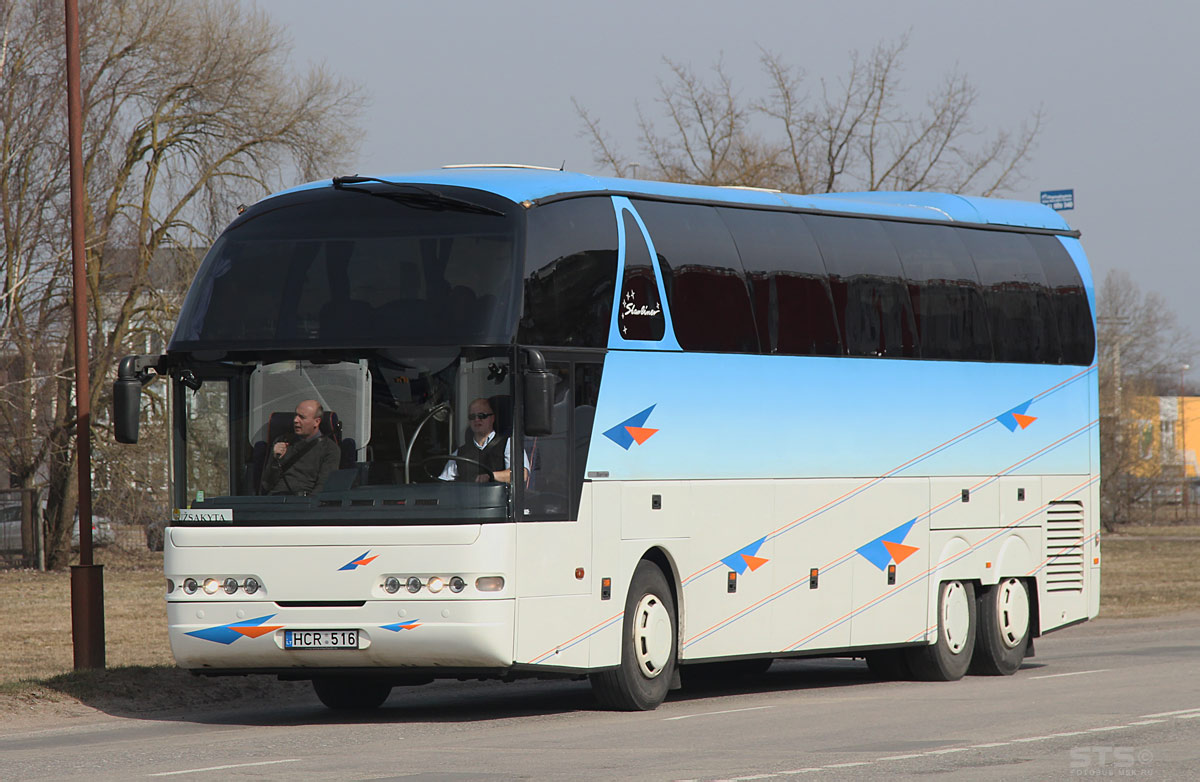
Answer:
[
  {"left": 182, "top": 578, "right": 199, "bottom": 595},
  {"left": 222, "top": 578, "right": 240, "bottom": 595},
  {"left": 202, "top": 578, "right": 220, "bottom": 595},
  {"left": 475, "top": 576, "right": 505, "bottom": 592},
  {"left": 166, "top": 579, "right": 175, "bottom": 594},
  {"left": 384, "top": 577, "right": 401, "bottom": 594},
  {"left": 406, "top": 576, "right": 423, "bottom": 593},
  {"left": 427, "top": 577, "right": 445, "bottom": 593},
  {"left": 449, "top": 576, "right": 466, "bottom": 593},
  {"left": 242, "top": 577, "right": 260, "bottom": 595}
]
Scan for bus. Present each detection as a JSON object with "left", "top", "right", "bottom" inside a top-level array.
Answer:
[{"left": 113, "top": 165, "right": 1099, "bottom": 711}]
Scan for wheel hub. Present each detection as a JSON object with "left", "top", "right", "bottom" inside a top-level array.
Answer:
[
  {"left": 942, "top": 581, "right": 970, "bottom": 654},
  {"left": 633, "top": 593, "right": 672, "bottom": 678},
  {"left": 996, "top": 578, "right": 1030, "bottom": 648}
]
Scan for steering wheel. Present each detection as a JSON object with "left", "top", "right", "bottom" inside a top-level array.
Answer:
[{"left": 421, "top": 454, "right": 496, "bottom": 482}]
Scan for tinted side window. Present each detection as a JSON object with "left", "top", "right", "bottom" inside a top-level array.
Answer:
[
  {"left": 960, "top": 230, "right": 1061, "bottom": 363},
  {"left": 617, "top": 211, "right": 665, "bottom": 341},
  {"left": 883, "top": 222, "right": 993, "bottom": 361},
  {"left": 1027, "top": 234, "right": 1095, "bottom": 366},
  {"left": 633, "top": 200, "right": 759, "bottom": 353},
  {"left": 805, "top": 215, "right": 918, "bottom": 358},
  {"left": 520, "top": 198, "right": 618, "bottom": 347},
  {"left": 718, "top": 208, "right": 841, "bottom": 356}
]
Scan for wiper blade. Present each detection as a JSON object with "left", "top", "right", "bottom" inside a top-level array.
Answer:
[{"left": 331, "top": 176, "right": 503, "bottom": 216}]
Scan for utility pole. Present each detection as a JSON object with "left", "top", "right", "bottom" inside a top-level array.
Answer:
[{"left": 65, "top": 0, "right": 104, "bottom": 670}]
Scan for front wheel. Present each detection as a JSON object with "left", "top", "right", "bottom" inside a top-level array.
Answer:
[
  {"left": 969, "top": 578, "right": 1031, "bottom": 676},
  {"left": 906, "top": 580, "right": 976, "bottom": 681},
  {"left": 589, "top": 561, "right": 677, "bottom": 710},
  {"left": 312, "top": 677, "right": 393, "bottom": 710}
]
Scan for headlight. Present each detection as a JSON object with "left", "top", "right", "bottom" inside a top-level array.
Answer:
[
  {"left": 243, "top": 577, "right": 260, "bottom": 595},
  {"left": 182, "top": 578, "right": 199, "bottom": 595},
  {"left": 426, "top": 576, "right": 445, "bottom": 593},
  {"left": 222, "top": 578, "right": 239, "bottom": 595},
  {"left": 449, "top": 576, "right": 466, "bottom": 593},
  {"left": 384, "top": 576, "right": 401, "bottom": 594},
  {"left": 202, "top": 578, "right": 220, "bottom": 595},
  {"left": 406, "top": 576, "right": 422, "bottom": 593}
]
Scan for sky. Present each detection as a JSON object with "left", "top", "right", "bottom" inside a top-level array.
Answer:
[{"left": 256, "top": 0, "right": 1200, "bottom": 370}]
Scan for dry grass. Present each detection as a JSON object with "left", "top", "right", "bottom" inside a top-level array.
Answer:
[
  {"left": 0, "top": 524, "right": 1196, "bottom": 716},
  {"left": 1099, "top": 525, "right": 1200, "bottom": 618},
  {"left": 0, "top": 544, "right": 173, "bottom": 685}
]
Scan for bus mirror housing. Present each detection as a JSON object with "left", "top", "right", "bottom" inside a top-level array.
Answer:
[
  {"left": 114, "top": 355, "right": 160, "bottom": 444},
  {"left": 523, "top": 349, "right": 554, "bottom": 436}
]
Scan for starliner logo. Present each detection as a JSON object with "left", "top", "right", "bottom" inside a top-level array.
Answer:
[{"left": 622, "top": 288, "right": 661, "bottom": 318}]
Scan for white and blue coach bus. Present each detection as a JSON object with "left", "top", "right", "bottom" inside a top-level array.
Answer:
[{"left": 114, "top": 165, "right": 1099, "bottom": 711}]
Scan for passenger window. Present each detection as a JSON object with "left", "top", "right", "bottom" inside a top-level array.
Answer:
[
  {"left": 633, "top": 201, "right": 758, "bottom": 353},
  {"left": 617, "top": 211, "right": 665, "bottom": 342},
  {"left": 1027, "top": 235, "right": 1095, "bottom": 366},
  {"left": 520, "top": 199, "right": 618, "bottom": 348},
  {"left": 805, "top": 215, "right": 918, "bottom": 358},
  {"left": 883, "top": 222, "right": 993, "bottom": 361},
  {"left": 960, "top": 230, "right": 1062, "bottom": 364},
  {"left": 718, "top": 208, "right": 841, "bottom": 356}
]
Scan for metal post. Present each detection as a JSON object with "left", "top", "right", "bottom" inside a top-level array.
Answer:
[{"left": 65, "top": 0, "right": 104, "bottom": 670}]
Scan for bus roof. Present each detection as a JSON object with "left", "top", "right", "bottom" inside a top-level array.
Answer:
[{"left": 271, "top": 165, "right": 1075, "bottom": 233}]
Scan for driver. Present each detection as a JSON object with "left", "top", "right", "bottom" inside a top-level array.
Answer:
[{"left": 438, "top": 397, "right": 528, "bottom": 483}]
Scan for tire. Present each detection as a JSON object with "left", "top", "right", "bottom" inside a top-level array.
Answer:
[
  {"left": 312, "top": 677, "right": 393, "bottom": 710},
  {"left": 589, "top": 561, "right": 677, "bottom": 710},
  {"left": 969, "top": 578, "right": 1031, "bottom": 676},
  {"left": 865, "top": 649, "right": 913, "bottom": 680},
  {"left": 906, "top": 580, "right": 976, "bottom": 681}
]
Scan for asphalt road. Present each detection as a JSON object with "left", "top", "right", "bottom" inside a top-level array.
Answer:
[{"left": 2, "top": 612, "right": 1198, "bottom": 781}]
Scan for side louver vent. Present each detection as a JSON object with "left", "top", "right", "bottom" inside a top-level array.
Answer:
[{"left": 1045, "top": 500, "right": 1085, "bottom": 592}]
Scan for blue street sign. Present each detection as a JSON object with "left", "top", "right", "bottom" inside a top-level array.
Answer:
[{"left": 1040, "top": 189, "right": 1074, "bottom": 211}]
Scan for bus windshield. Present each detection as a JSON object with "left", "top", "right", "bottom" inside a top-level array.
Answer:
[
  {"left": 170, "top": 184, "right": 521, "bottom": 351},
  {"left": 178, "top": 348, "right": 520, "bottom": 525}
]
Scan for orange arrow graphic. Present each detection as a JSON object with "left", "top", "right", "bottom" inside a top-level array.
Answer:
[
  {"left": 882, "top": 540, "right": 919, "bottom": 565},
  {"left": 1013, "top": 413, "right": 1037, "bottom": 430},
  {"left": 625, "top": 426, "right": 659, "bottom": 445},
  {"left": 233, "top": 625, "right": 282, "bottom": 639},
  {"left": 742, "top": 554, "right": 769, "bottom": 572}
]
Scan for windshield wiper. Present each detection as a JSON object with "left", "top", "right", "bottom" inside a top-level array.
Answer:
[{"left": 331, "top": 176, "right": 504, "bottom": 216}]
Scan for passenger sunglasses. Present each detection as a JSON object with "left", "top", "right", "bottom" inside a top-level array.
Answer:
[{"left": 467, "top": 412, "right": 493, "bottom": 421}]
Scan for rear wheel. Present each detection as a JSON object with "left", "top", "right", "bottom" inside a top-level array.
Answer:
[
  {"left": 907, "top": 580, "right": 975, "bottom": 681},
  {"left": 589, "top": 561, "right": 677, "bottom": 710},
  {"left": 970, "top": 578, "right": 1031, "bottom": 675},
  {"left": 312, "top": 677, "right": 393, "bottom": 710}
]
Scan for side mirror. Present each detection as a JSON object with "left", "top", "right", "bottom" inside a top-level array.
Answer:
[
  {"left": 113, "top": 355, "right": 160, "bottom": 444},
  {"left": 113, "top": 376, "right": 142, "bottom": 444},
  {"left": 522, "top": 349, "right": 554, "bottom": 437}
]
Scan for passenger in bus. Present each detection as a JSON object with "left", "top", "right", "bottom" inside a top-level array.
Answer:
[
  {"left": 259, "top": 399, "right": 341, "bottom": 495},
  {"left": 438, "top": 397, "right": 528, "bottom": 483}
]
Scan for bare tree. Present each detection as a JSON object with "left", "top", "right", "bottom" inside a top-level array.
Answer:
[
  {"left": 577, "top": 37, "right": 1040, "bottom": 195},
  {"left": 0, "top": 0, "right": 365, "bottom": 567},
  {"left": 1097, "top": 269, "right": 1196, "bottom": 529}
]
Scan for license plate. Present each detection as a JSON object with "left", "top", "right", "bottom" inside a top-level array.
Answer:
[{"left": 284, "top": 629, "right": 358, "bottom": 649}]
